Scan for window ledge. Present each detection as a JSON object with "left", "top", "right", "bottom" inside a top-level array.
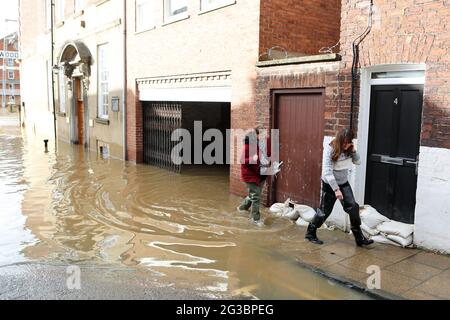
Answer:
[
  {"left": 199, "top": 1, "right": 236, "bottom": 15},
  {"left": 135, "top": 26, "right": 156, "bottom": 35},
  {"left": 95, "top": 118, "right": 110, "bottom": 125},
  {"left": 95, "top": 0, "right": 109, "bottom": 7},
  {"left": 57, "top": 112, "right": 66, "bottom": 117},
  {"left": 162, "top": 14, "right": 190, "bottom": 27},
  {"left": 256, "top": 53, "right": 342, "bottom": 67},
  {"left": 73, "top": 10, "right": 84, "bottom": 18}
]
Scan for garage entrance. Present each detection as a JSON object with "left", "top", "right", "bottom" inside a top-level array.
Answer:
[{"left": 142, "top": 101, "right": 231, "bottom": 173}]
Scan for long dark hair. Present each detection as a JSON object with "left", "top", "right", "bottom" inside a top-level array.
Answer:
[{"left": 330, "top": 128, "right": 354, "bottom": 162}]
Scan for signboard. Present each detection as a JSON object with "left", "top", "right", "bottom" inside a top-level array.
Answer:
[{"left": 0, "top": 51, "right": 20, "bottom": 59}]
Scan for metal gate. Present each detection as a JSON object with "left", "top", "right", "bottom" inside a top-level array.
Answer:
[{"left": 143, "top": 102, "right": 182, "bottom": 173}]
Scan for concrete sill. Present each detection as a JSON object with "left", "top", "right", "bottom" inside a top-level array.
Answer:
[
  {"left": 162, "top": 14, "right": 190, "bottom": 27},
  {"left": 95, "top": 0, "right": 109, "bottom": 7},
  {"left": 95, "top": 118, "right": 110, "bottom": 125},
  {"left": 199, "top": 1, "right": 236, "bottom": 15},
  {"left": 73, "top": 10, "right": 84, "bottom": 18},
  {"left": 56, "top": 112, "right": 66, "bottom": 117},
  {"left": 135, "top": 26, "right": 156, "bottom": 35},
  {"left": 256, "top": 53, "right": 341, "bottom": 68}
]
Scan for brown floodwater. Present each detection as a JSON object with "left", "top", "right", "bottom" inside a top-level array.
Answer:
[{"left": 0, "top": 111, "right": 370, "bottom": 299}]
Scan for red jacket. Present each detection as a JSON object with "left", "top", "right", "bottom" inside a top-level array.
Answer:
[{"left": 240, "top": 136, "right": 271, "bottom": 184}]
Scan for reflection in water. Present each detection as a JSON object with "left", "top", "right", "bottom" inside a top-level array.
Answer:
[{"left": 0, "top": 111, "right": 370, "bottom": 299}]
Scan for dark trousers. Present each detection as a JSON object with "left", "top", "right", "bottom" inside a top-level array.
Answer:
[{"left": 315, "top": 181, "right": 361, "bottom": 228}]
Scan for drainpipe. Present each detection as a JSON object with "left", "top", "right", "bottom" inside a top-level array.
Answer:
[
  {"left": 50, "top": 0, "right": 57, "bottom": 144},
  {"left": 122, "top": 0, "right": 127, "bottom": 161},
  {"left": 350, "top": 0, "right": 373, "bottom": 131}
]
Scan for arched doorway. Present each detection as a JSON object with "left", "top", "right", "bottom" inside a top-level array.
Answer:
[{"left": 57, "top": 41, "right": 92, "bottom": 147}]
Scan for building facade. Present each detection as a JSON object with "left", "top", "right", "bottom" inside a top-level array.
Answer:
[
  {"left": 1, "top": 32, "right": 21, "bottom": 109},
  {"left": 20, "top": 0, "right": 126, "bottom": 158},
  {"left": 125, "top": 0, "right": 341, "bottom": 194},
  {"left": 256, "top": 0, "right": 450, "bottom": 253}
]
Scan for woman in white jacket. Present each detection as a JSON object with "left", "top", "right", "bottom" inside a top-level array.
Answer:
[{"left": 305, "top": 129, "right": 374, "bottom": 247}]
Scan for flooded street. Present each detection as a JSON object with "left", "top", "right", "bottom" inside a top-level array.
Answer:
[{"left": 0, "top": 111, "right": 370, "bottom": 300}]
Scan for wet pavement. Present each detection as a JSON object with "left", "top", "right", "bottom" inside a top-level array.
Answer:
[{"left": 1, "top": 109, "right": 449, "bottom": 300}]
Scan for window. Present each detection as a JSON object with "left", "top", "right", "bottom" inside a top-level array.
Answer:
[
  {"left": 136, "top": 0, "right": 155, "bottom": 32},
  {"left": 200, "top": 0, "right": 235, "bottom": 11},
  {"left": 7, "top": 59, "right": 14, "bottom": 67},
  {"left": 97, "top": 44, "right": 109, "bottom": 119},
  {"left": 8, "top": 71, "right": 14, "bottom": 80},
  {"left": 164, "top": 0, "right": 188, "bottom": 22},
  {"left": 74, "top": 0, "right": 84, "bottom": 12},
  {"left": 55, "top": 0, "right": 65, "bottom": 23},
  {"left": 59, "top": 68, "right": 66, "bottom": 113}
]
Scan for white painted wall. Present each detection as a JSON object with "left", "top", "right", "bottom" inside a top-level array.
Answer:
[{"left": 414, "top": 146, "right": 450, "bottom": 254}]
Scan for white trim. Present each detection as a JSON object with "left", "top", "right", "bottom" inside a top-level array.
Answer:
[
  {"left": 355, "top": 64, "right": 426, "bottom": 205},
  {"left": 370, "top": 78, "right": 425, "bottom": 85},
  {"left": 139, "top": 86, "right": 231, "bottom": 102}
]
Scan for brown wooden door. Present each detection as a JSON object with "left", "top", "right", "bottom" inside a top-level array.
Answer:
[
  {"left": 75, "top": 78, "right": 84, "bottom": 146},
  {"left": 273, "top": 89, "right": 324, "bottom": 208}
]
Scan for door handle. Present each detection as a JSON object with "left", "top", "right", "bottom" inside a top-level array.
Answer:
[{"left": 380, "top": 156, "right": 404, "bottom": 166}]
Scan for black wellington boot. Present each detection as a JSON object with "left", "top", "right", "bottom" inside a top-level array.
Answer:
[
  {"left": 305, "top": 223, "right": 324, "bottom": 245},
  {"left": 351, "top": 227, "right": 374, "bottom": 247},
  {"left": 305, "top": 211, "right": 326, "bottom": 245}
]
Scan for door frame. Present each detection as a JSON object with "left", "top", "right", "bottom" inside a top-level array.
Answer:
[
  {"left": 355, "top": 64, "right": 426, "bottom": 206},
  {"left": 268, "top": 88, "right": 325, "bottom": 206}
]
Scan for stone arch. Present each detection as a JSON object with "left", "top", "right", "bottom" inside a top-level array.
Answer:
[{"left": 57, "top": 41, "right": 93, "bottom": 90}]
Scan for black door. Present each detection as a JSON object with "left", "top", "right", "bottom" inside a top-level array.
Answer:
[{"left": 365, "top": 85, "right": 423, "bottom": 224}]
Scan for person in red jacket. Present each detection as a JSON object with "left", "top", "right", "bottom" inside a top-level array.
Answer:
[{"left": 237, "top": 128, "right": 270, "bottom": 226}]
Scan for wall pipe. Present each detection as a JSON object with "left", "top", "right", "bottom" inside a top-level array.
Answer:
[
  {"left": 350, "top": 0, "right": 374, "bottom": 131},
  {"left": 122, "top": 0, "right": 127, "bottom": 161},
  {"left": 50, "top": 0, "right": 57, "bottom": 144}
]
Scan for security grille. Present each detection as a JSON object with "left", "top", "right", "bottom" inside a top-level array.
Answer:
[{"left": 143, "top": 102, "right": 182, "bottom": 173}]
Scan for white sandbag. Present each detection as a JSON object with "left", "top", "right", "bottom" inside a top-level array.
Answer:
[
  {"left": 377, "top": 221, "right": 414, "bottom": 238},
  {"left": 295, "top": 205, "right": 316, "bottom": 223},
  {"left": 371, "top": 235, "right": 401, "bottom": 247},
  {"left": 283, "top": 207, "right": 300, "bottom": 221},
  {"left": 296, "top": 217, "right": 309, "bottom": 227},
  {"left": 387, "top": 234, "right": 414, "bottom": 247},
  {"left": 360, "top": 205, "right": 390, "bottom": 229},
  {"left": 269, "top": 203, "right": 285, "bottom": 214},
  {"left": 361, "top": 222, "right": 380, "bottom": 237}
]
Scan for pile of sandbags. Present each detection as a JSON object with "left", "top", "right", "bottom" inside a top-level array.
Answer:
[
  {"left": 269, "top": 199, "right": 323, "bottom": 228},
  {"left": 270, "top": 201, "right": 414, "bottom": 248},
  {"left": 360, "top": 205, "right": 414, "bottom": 248}
]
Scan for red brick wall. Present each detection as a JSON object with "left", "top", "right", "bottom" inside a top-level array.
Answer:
[
  {"left": 259, "top": 0, "right": 342, "bottom": 57},
  {"left": 340, "top": 0, "right": 450, "bottom": 148}
]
